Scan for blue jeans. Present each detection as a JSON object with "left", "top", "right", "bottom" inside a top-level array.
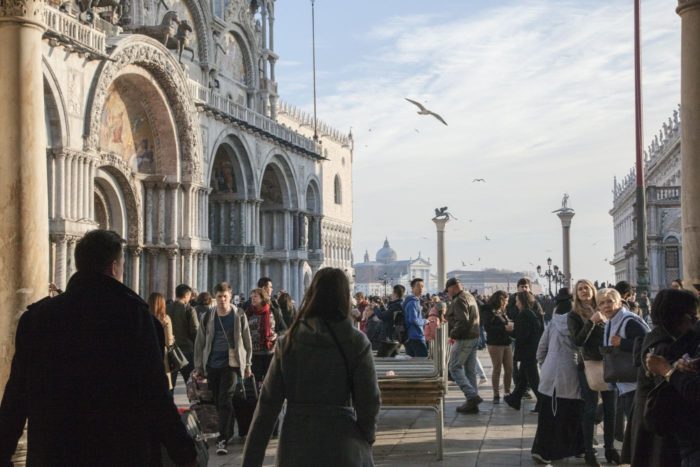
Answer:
[
  {"left": 449, "top": 338, "right": 479, "bottom": 399},
  {"left": 405, "top": 339, "right": 428, "bottom": 357}
]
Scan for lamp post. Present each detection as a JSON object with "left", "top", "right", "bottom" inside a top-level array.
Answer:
[
  {"left": 552, "top": 265, "right": 566, "bottom": 292},
  {"left": 536, "top": 257, "right": 555, "bottom": 296},
  {"left": 378, "top": 273, "right": 390, "bottom": 298}
]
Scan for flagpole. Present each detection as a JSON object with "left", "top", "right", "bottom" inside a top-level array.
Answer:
[{"left": 311, "top": 0, "right": 319, "bottom": 142}]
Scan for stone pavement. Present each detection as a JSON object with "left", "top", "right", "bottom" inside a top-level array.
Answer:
[{"left": 173, "top": 350, "right": 625, "bottom": 466}]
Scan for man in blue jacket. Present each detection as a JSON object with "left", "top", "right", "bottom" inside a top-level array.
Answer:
[{"left": 403, "top": 278, "right": 428, "bottom": 357}]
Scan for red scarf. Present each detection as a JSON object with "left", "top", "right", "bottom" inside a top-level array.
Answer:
[{"left": 251, "top": 303, "right": 272, "bottom": 350}]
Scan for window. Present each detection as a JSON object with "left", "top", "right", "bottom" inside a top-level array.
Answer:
[
  {"left": 666, "top": 246, "right": 679, "bottom": 268},
  {"left": 334, "top": 174, "right": 342, "bottom": 204}
]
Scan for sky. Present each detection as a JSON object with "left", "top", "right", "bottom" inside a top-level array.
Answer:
[{"left": 273, "top": 0, "right": 681, "bottom": 285}]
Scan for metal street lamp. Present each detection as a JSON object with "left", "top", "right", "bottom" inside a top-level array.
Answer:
[
  {"left": 552, "top": 265, "right": 566, "bottom": 292},
  {"left": 536, "top": 257, "right": 560, "bottom": 296},
  {"left": 377, "top": 272, "right": 391, "bottom": 298}
]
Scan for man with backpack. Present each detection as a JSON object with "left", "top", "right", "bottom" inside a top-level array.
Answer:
[{"left": 403, "top": 278, "right": 428, "bottom": 357}]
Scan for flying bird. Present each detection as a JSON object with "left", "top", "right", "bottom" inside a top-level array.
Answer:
[
  {"left": 414, "top": 128, "right": 420, "bottom": 133},
  {"left": 405, "top": 98, "right": 448, "bottom": 126},
  {"left": 592, "top": 241, "right": 600, "bottom": 246},
  {"left": 484, "top": 236, "right": 491, "bottom": 241},
  {"left": 472, "top": 178, "right": 486, "bottom": 183},
  {"left": 478, "top": 257, "right": 481, "bottom": 262},
  {"left": 461, "top": 261, "right": 466, "bottom": 267}
]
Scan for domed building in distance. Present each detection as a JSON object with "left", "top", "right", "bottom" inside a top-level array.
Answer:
[{"left": 353, "top": 238, "right": 435, "bottom": 297}]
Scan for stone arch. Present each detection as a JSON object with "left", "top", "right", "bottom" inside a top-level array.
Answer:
[
  {"left": 42, "top": 58, "right": 69, "bottom": 148},
  {"left": 94, "top": 168, "right": 129, "bottom": 239},
  {"left": 259, "top": 152, "right": 299, "bottom": 210},
  {"left": 208, "top": 131, "right": 255, "bottom": 198},
  {"left": 96, "top": 153, "right": 144, "bottom": 244},
  {"left": 98, "top": 68, "right": 180, "bottom": 177},
  {"left": 84, "top": 36, "right": 203, "bottom": 183},
  {"left": 225, "top": 26, "right": 256, "bottom": 87},
  {"left": 304, "top": 176, "right": 321, "bottom": 214}
]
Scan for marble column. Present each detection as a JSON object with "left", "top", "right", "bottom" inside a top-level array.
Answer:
[
  {"left": 145, "top": 184, "right": 153, "bottom": 244},
  {"left": 66, "top": 238, "right": 77, "bottom": 280},
  {"left": 168, "top": 184, "right": 179, "bottom": 244},
  {"left": 432, "top": 216, "right": 449, "bottom": 291},
  {"left": 76, "top": 156, "right": 84, "bottom": 219},
  {"left": 202, "top": 254, "right": 208, "bottom": 292},
  {"left": 281, "top": 260, "right": 289, "bottom": 292},
  {"left": 248, "top": 257, "right": 257, "bottom": 292},
  {"left": 89, "top": 158, "right": 96, "bottom": 221},
  {"left": 55, "top": 151, "right": 66, "bottom": 219},
  {"left": 211, "top": 255, "right": 219, "bottom": 288},
  {"left": 130, "top": 247, "right": 142, "bottom": 296},
  {"left": 191, "top": 252, "right": 199, "bottom": 289},
  {"left": 224, "top": 256, "right": 233, "bottom": 284},
  {"left": 182, "top": 249, "right": 192, "bottom": 286},
  {"left": 166, "top": 248, "right": 177, "bottom": 298},
  {"left": 678, "top": 0, "right": 700, "bottom": 290},
  {"left": 297, "top": 261, "right": 305, "bottom": 301},
  {"left": 556, "top": 209, "right": 575, "bottom": 287},
  {"left": 219, "top": 201, "right": 226, "bottom": 244},
  {"left": 64, "top": 153, "right": 73, "bottom": 219},
  {"left": 0, "top": 0, "right": 48, "bottom": 420},
  {"left": 182, "top": 184, "right": 192, "bottom": 239},
  {"left": 238, "top": 255, "right": 246, "bottom": 294},
  {"left": 157, "top": 184, "right": 166, "bottom": 245},
  {"left": 54, "top": 235, "right": 67, "bottom": 290},
  {"left": 148, "top": 249, "right": 159, "bottom": 297}
]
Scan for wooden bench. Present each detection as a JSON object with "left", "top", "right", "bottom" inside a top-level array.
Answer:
[{"left": 375, "top": 325, "right": 449, "bottom": 460}]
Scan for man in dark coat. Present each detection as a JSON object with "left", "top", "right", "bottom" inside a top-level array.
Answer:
[{"left": 0, "top": 230, "right": 196, "bottom": 467}]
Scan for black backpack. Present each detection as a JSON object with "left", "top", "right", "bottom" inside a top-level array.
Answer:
[{"left": 393, "top": 308, "right": 407, "bottom": 343}]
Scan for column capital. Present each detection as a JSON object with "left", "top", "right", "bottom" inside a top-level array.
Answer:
[
  {"left": 431, "top": 217, "right": 449, "bottom": 231},
  {"left": 0, "top": 0, "right": 45, "bottom": 25},
  {"left": 128, "top": 245, "right": 143, "bottom": 257},
  {"left": 166, "top": 248, "right": 178, "bottom": 259},
  {"left": 678, "top": 0, "right": 700, "bottom": 15},
  {"left": 555, "top": 208, "right": 576, "bottom": 228},
  {"left": 50, "top": 233, "right": 67, "bottom": 244}
]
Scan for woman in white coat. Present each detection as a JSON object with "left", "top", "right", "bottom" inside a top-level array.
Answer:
[{"left": 530, "top": 290, "right": 584, "bottom": 465}]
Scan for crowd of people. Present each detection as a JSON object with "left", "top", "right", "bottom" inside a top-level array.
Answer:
[{"left": 2, "top": 228, "right": 700, "bottom": 467}]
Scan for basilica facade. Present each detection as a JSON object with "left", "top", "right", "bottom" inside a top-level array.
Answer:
[{"left": 41, "top": 0, "right": 353, "bottom": 302}]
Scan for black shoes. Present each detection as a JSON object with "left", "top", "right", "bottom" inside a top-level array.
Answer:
[
  {"left": 584, "top": 451, "right": 601, "bottom": 467},
  {"left": 493, "top": 395, "right": 500, "bottom": 404},
  {"left": 605, "top": 448, "right": 621, "bottom": 465},
  {"left": 456, "top": 395, "right": 482, "bottom": 414},
  {"left": 503, "top": 393, "right": 521, "bottom": 411}
]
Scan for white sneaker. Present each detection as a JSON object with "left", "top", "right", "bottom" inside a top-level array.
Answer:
[
  {"left": 532, "top": 453, "right": 552, "bottom": 464},
  {"left": 216, "top": 440, "right": 228, "bottom": 455}
]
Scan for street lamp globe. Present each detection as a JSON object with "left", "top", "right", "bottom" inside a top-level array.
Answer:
[{"left": 547, "top": 257, "right": 552, "bottom": 267}]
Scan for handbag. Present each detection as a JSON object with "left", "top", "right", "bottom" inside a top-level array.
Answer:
[
  {"left": 600, "top": 316, "right": 638, "bottom": 383},
  {"left": 583, "top": 359, "right": 609, "bottom": 391},
  {"left": 167, "top": 345, "right": 189, "bottom": 372}
]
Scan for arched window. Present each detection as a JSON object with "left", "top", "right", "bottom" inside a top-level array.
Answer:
[{"left": 334, "top": 174, "right": 342, "bottom": 205}]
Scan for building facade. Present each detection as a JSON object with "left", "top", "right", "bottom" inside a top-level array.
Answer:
[
  {"left": 41, "top": 0, "right": 353, "bottom": 302},
  {"left": 610, "top": 107, "right": 682, "bottom": 295},
  {"left": 353, "top": 239, "right": 435, "bottom": 296},
  {"left": 447, "top": 269, "right": 539, "bottom": 296}
]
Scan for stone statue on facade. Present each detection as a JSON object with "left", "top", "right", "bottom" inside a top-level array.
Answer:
[
  {"left": 553, "top": 193, "right": 573, "bottom": 213},
  {"left": 129, "top": 11, "right": 195, "bottom": 63},
  {"left": 70, "top": 0, "right": 122, "bottom": 24},
  {"left": 301, "top": 214, "right": 309, "bottom": 250}
]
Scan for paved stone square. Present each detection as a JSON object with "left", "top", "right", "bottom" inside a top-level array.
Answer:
[{"left": 174, "top": 350, "right": 625, "bottom": 466}]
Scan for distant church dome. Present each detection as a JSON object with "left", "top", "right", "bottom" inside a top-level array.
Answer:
[{"left": 376, "top": 238, "right": 397, "bottom": 264}]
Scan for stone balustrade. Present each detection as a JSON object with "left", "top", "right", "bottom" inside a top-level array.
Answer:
[
  {"left": 652, "top": 186, "right": 681, "bottom": 202},
  {"left": 188, "top": 79, "right": 321, "bottom": 158},
  {"left": 42, "top": 5, "right": 106, "bottom": 54}
]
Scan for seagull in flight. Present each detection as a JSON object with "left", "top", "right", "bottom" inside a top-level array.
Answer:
[
  {"left": 461, "top": 261, "right": 466, "bottom": 267},
  {"left": 405, "top": 98, "right": 448, "bottom": 126},
  {"left": 472, "top": 178, "right": 486, "bottom": 183},
  {"left": 484, "top": 236, "right": 491, "bottom": 241}
]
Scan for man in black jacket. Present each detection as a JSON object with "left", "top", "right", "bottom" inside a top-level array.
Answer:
[{"left": 0, "top": 230, "right": 196, "bottom": 467}]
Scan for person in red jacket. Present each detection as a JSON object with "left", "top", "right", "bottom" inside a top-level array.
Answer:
[{"left": 246, "top": 288, "right": 276, "bottom": 384}]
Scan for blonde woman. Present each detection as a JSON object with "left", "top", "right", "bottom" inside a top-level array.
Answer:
[{"left": 148, "top": 292, "right": 174, "bottom": 390}]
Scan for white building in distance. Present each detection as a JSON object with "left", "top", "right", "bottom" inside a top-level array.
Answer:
[{"left": 610, "top": 107, "right": 681, "bottom": 295}]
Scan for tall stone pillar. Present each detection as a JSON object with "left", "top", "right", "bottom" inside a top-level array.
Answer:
[
  {"left": 183, "top": 249, "right": 192, "bottom": 285},
  {"left": 555, "top": 209, "right": 575, "bottom": 287},
  {"left": 167, "top": 249, "right": 177, "bottom": 300},
  {"left": 298, "top": 261, "right": 305, "bottom": 301},
  {"left": 432, "top": 215, "right": 449, "bottom": 291},
  {"left": 0, "top": 0, "right": 49, "bottom": 399},
  {"left": 678, "top": 0, "right": 700, "bottom": 290},
  {"left": 281, "top": 259, "right": 289, "bottom": 292},
  {"left": 54, "top": 235, "right": 67, "bottom": 290},
  {"left": 224, "top": 256, "right": 233, "bottom": 284},
  {"left": 130, "top": 247, "right": 142, "bottom": 296},
  {"left": 238, "top": 255, "right": 246, "bottom": 295}
]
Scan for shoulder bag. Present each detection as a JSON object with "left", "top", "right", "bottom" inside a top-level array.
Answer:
[
  {"left": 581, "top": 322, "right": 609, "bottom": 391},
  {"left": 167, "top": 344, "right": 189, "bottom": 372},
  {"left": 600, "top": 316, "right": 637, "bottom": 383}
]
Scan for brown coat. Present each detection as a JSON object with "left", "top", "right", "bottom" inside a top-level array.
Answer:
[{"left": 445, "top": 290, "right": 480, "bottom": 340}]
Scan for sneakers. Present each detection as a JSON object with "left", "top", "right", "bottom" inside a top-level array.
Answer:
[
  {"left": 532, "top": 453, "right": 552, "bottom": 464},
  {"left": 479, "top": 377, "right": 488, "bottom": 386},
  {"left": 456, "top": 401, "right": 479, "bottom": 414},
  {"left": 503, "top": 394, "right": 521, "bottom": 411},
  {"left": 523, "top": 390, "right": 534, "bottom": 400},
  {"left": 493, "top": 395, "right": 501, "bottom": 404},
  {"left": 470, "top": 395, "right": 483, "bottom": 405},
  {"left": 216, "top": 440, "right": 228, "bottom": 455}
]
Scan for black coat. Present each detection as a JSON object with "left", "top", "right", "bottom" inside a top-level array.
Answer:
[
  {"left": 623, "top": 326, "right": 700, "bottom": 465},
  {"left": 567, "top": 311, "right": 605, "bottom": 362},
  {"left": 512, "top": 307, "right": 544, "bottom": 362},
  {"left": 374, "top": 299, "right": 402, "bottom": 342},
  {"left": 0, "top": 272, "right": 196, "bottom": 467},
  {"left": 481, "top": 304, "right": 512, "bottom": 346}
]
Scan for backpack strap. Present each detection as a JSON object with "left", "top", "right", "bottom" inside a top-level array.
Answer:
[{"left": 323, "top": 320, "right": 354, "bottom": 405}]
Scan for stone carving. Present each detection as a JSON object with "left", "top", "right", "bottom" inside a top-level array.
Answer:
[
  {"left": 433, "top": 207, "right": 456, "bottom": 220},
  {"left": 77, "top": 0, "right": 121, "bottom": 24},
  {"left": 0, "top": 0, "right": 43, "bottom": 18},
  {"left": 130, "top": 10, "right": 179, "bottom": 48},
  {"left": 67, "top": 70, "right": 83, "bottom": 117},
  {"left": 85, "top": 40, "right": 203, "bottom": 183},
  {"left": 301, "top": 214, "right": 308, "bottom": 250},
  {"left": 561, "top": 193, "right": 569, "bottom": 209}
]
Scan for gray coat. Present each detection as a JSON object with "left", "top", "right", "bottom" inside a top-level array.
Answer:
[
  {"left": 193, "top": 306, "right": 252, "bottom": 372},
  {"left": 536, "top": 313, "right": 581, "bottom": 400},
  {"left": 242, "top": 317, "right": 381, "bottom": 467}
]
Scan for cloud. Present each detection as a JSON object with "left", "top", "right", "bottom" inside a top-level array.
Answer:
[{"left": 286, "top": 0, "right": 681, "bottom": 282}]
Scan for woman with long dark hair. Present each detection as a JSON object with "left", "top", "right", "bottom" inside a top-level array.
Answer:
[
  {"left": 481, "top": 290, "right": 513, "bottom": 404},
  {"left": 242, "top": 268, "right": 380, "bottom": 467}
]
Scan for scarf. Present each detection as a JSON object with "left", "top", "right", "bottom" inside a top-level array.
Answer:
[
  {"left": 575, "top": 302, "right": 595, "bottom": 320},
  {"left": 252, "top": 303, "right": 272, "bottom": 351}
]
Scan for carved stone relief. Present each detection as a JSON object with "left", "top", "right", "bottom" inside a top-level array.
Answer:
[{"left": 67, "top": 69, "right": 83, "bottom": 117}]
